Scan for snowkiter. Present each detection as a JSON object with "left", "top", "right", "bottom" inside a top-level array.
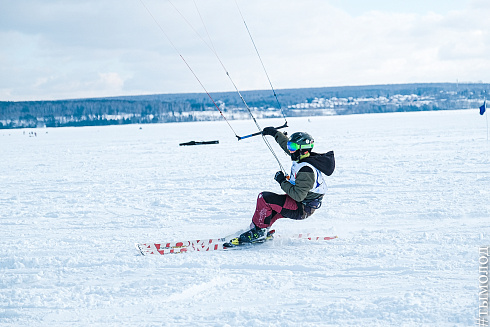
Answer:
[{"left": 226, "top": 127, "right": 335, "bottom": 246}]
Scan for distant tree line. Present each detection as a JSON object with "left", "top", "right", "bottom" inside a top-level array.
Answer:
[
  {"left": 117, "top": 83, "right": 488, "bottom": 108},
  {"left": 0, "top": 83, "right": 488, "bottom": 129},
  {"left": 0, "top": 99, "right": 203, "bottom": 128}
]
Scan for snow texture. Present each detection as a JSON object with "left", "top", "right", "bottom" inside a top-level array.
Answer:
[{"left": 1, "top": 109, "right": 489, "bottom": 326}]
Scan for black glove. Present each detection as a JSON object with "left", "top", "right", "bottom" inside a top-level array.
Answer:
[
  {"left": 274, "top": 171, "right": 287, "bottom": 184},
  {"left": 262, "top": 126, "right": 278, "bottom": 137}
]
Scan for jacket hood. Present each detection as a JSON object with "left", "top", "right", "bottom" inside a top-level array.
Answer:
[{"left": 301, "top": 151, "right": 335, "bottom": 176}]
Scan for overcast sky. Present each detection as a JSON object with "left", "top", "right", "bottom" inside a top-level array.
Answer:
[{"left": 1, "top": 0, "right": 489, "bottom": 101}]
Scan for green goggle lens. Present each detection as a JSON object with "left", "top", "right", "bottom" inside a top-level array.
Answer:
[
  {"left": 287, "top": 142, "right": 300, "bottom": 151},
  {"left": 287, "top": 141, "right": 313, "bottom": 151}
]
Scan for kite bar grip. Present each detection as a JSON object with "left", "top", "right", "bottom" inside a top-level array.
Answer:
[{"left": 237, "top": 122, "right": 288, "bottom": 141}]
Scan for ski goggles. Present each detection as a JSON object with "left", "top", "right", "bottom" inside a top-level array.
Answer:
[{"left": 287, "top": 141, "right": 313, "bottom": 152}]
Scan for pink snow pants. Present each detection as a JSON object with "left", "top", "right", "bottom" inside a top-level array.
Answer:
[{"left": 251, "top": 192, "right": 303, "bottom": 228}]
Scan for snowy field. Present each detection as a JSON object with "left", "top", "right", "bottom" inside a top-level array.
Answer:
[{"left": 1, "top": 109, "right": 489, "bottom": 326}]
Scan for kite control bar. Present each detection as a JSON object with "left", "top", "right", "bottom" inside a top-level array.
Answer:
[{"left": 236, "top": 122, "right": 288, "bottom": 141}]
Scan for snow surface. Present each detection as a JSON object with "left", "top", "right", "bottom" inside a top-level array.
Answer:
[{"left": 1, "top": 109, "right": 489, "bottom": 326}]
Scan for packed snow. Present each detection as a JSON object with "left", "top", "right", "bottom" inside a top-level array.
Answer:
[{"left": 1, "top": 109, "right": 489, "bottom": 326}]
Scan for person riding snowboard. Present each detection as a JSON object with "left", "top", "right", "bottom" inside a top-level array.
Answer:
[{"left": 224, "top": 126, "right": 335, "bottom": 247}]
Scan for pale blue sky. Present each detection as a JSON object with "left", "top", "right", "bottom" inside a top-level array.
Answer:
[
  {"left": 331, "top": 0, "right": 467, "bottom": 15},
  {"left": 0, "top": 0, "right": 488, "bottom": 101}
]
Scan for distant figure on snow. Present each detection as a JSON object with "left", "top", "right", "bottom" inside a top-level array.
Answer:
[{"left": 224, "top": 127, "right": 335, "bottom": 247}]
